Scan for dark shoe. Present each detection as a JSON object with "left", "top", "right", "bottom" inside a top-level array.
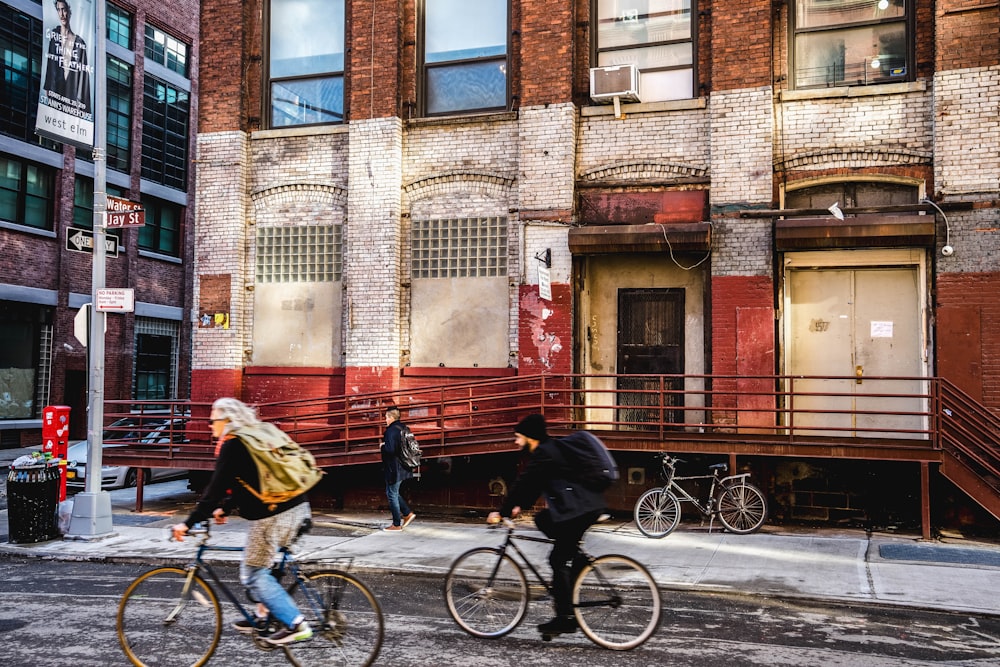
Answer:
[
  {"left": 402, "top": 512, "right": 416, "bottom": 528},
  {"left": 382, "top": 524, "right": 403, "bottom": 532},
  {"left": 263, "top": 621, "right": 313, "bottom": 646},
  {"left": 538, "top": 616, "right": 578, "bottom": 635},
  {"left": 232, "top": 617, "right": 264, "bottom": 634}
]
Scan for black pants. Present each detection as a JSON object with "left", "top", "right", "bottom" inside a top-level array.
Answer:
[{"left": 534, "top": 509, "right": 603, "bottom": 617}]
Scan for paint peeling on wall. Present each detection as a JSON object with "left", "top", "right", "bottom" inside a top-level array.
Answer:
[{"left": 519, "top": 289, "right": 564, "bottom": 370}]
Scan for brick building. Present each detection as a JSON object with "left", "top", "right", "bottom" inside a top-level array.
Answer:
[
  {"left": 193, "top": 0, "right": 1000, "bottom": 527},
  {"left": 0, "top": 0, "right": 198, "bottom": 445}
]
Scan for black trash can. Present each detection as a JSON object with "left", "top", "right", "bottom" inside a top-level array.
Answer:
[{"left": 7, "top": 464, "right": 61, "bottom": 543}]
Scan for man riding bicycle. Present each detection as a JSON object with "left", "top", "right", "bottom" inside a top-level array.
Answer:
[{"left": 487, "top": 413, "right": 607, "bottom": 637}]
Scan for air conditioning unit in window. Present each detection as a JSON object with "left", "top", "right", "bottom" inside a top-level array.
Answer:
[{"left": 589, "top": 64, "right": 641, "bottom": 104}]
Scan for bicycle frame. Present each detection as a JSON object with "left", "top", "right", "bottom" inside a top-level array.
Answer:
[
  {"left": 662, "top": 462, "right": 752, "bottom": 518},
  {"left": 489, "top": 526, "right": 558, "bottom": 598}
]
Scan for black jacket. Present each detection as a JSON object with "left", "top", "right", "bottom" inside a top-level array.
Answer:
[
  {"left": 500, "top": 437, "right": 607, "bottom": 523},
  {"left": 184, "top": 436, "right": 307, "bottom": 527},
  {"left": 382, "top": 420, "right": 415, "bottom": 484}
]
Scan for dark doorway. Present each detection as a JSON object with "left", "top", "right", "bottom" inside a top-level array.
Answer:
[
  {"left": 617, "top": 288, "right": 685, "bottom": 428},
  {"left": 65, "top": 370, "right": 87, "bottom": 439}
]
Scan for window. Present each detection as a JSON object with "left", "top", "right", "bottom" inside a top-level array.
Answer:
[
  {"left": 0, "top": 156, "right": 55, "bottom": 230},
  {"left": 141, "top": 75, "right": 189, "bottom": 190},
  {"left": 0, "top": 6, "right": 44, "bottom": 143},
  {"left": 268, "top": 0, "right": 345, "bottom": 127},
  {"left": 0, "top": 301, "right": 51, "bottom": 420},
  {"left": 595, "top": 0, "right": 694, "bottom": 102},
  {"left": 144, "top": 24, "right": 188, "bottom": 77},
  {"left": 134, "top": 317, "right": 178, "bottom": 400},
  {"left": 411, "top": 217, "right": 508, "bottom": 278},
  {"left": 785, "top": 181, "right": 918, "bottom": 210},
  {"left": 792, "top": 0, "right": 909, "bottom": 89},
  {"left": 106, "top": 56, "right": 132, "bottom": 172},
  {"left": 257, "top": 225, "right": 343, "bottom": 282},
  {"left": 108, "top": 3, "right": 132, "bottom": 49},
  {"left": 421, "top": 0, "right": 508, "bottom": 115},
  {"left": 138, "top": 195, "right": 182, "bottom": 256}
]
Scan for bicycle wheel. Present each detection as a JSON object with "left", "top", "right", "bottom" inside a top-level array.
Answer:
[
  {"left": 573, "top": 555, "right": 661, "bottom": 651},
  {"left": 717, "top": 482, "right": 767, "bottom": 534},
  {"left": 285, "top": 570, "right": 384, "bottom": 667},
  {"left": 443, "top": 547, "right": 528, "bottom": 638},
  {"left": 634, "top": 487, "right": 681, "bottom": 538},
  {"left": 117, "top": 566, "right": 221, "bottom": 667}
]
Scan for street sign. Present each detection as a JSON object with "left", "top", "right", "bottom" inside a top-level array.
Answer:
[
  {"left": 96, "top": 288, "right": 135, "bottom": 313},
  {"left": 106, "top": 195, "right": 145, "bottom": 228},
  {"left": 66, "top": 228, "right": 119, "bottom": 257}
]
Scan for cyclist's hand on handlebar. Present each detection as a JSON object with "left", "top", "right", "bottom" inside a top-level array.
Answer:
[
  {"left": 170, "top": 522, "right": 189, "bottom": 542},
  {"left": 486, "top": 511, "right": 502, "bottom": 525}
]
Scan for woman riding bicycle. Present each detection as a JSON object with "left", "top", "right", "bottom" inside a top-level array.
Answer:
[{"left": 487, "top": 414, "right": 607, "bottom": 638}]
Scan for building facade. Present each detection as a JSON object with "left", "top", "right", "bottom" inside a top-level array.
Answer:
[
  {"left": 193, "top": 0, "right": 1000, "bottom": 527},
  {"left": 0, "top": 0, "right": 198, "bottom": 444}
]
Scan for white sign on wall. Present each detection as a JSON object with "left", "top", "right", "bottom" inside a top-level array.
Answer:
[{"left": 538, "top": 266, "right": 552, "bottom": 301}]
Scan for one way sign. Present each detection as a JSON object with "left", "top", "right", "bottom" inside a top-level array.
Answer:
[{"left": 66, "top": 228, "right": 119, "bottom": 257}]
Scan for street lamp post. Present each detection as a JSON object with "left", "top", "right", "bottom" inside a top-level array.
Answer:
[{"left": 67, "top": 0, "right": 113, "bottom": 538}]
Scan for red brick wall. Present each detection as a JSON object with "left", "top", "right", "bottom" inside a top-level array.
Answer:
[
  {"left": 350, "top": 0, "right": 401, "bottom": 119},
  {"left": 199, "top": 0, "right": 248, "bottom": 131},
  {"left": 711, "top": 0, "right": 771, "bottom": 91},
  {"left": 936, "top": 273, "right": 1000, "bottom": 412},
  {"left": 344, "top": 366, "right": 402, "bottom": 397},
  {"left": 936, "top": 0, "right": 1000, "bottom": 70},
  {"left": 520, "top": 0, "right": 574, "bottom": 105},
  {"left": 243, "top": 368, "right": 347, "bottom": 405},
  {"left": 191, "top": 368, "right": 244, "bottom": 404},
  {"left": 518, "top": 283, "right": 573, "bottom": 374}
]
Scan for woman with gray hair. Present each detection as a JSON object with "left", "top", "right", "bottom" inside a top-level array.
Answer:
[{"left": 172, "top": 398, "right": 314, "bottom": 646}]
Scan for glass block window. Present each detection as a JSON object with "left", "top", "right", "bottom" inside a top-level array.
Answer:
[
  {"left": 411, "top": 216, "right": 508, "bottom": 278},
  {"left": 108, "top": 3, "right": 132, "bottom": 49},
  {"left": 144, "top": 24, "right": 188, "bottom": 77},
  {"left": 107, "top": 56, "right": 132, "bottom": 172},
  {"left": 256, "top": 225, "right": 343, "bottom": 282}
]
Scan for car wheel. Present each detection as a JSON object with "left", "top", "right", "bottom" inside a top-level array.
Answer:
[{"left": 124, "top": 468, "right": 138, "bottom": 488}]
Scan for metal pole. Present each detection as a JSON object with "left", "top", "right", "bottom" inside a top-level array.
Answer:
[{"left": 67, "top": 0, "right": 113, "bottom": 537}]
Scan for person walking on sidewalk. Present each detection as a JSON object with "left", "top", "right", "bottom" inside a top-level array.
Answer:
[
  {"left": 381, "top": 406, "right": 416, "bottom": 532},
  {"left": 171, "top": 397, "right": 313, "bottom": 646},
  {"left": 487, "top": 413, "right": 607, "bottom": 637}
]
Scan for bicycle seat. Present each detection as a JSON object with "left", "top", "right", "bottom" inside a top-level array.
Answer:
[{"left": 709, "top": 463, "right": 728, "bottom": 472}]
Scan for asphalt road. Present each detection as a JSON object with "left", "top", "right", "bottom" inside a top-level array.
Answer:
[{"left": 2, "top": 556, "right": 1000, "bottom": 666}]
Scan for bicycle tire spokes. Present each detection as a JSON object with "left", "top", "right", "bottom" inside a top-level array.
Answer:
[
  {"left": 117, "top": 567, "right": 222, "bottom": 667},
  {"left": 573, "top": 555, "right": 661, "bottom": 651},
  {"left": 443, "top": 547, "right": 529, "bottom": 638},
  {"left": 285, "top": 570, "right": 384, "bottom": 667}
]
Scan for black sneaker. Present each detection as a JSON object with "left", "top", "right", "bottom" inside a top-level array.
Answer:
[
  {"left": 232, "top": 617, "right": 268, "bottom": 634},
  {"left": 538, "top": 616, "right": 578, "bottom": 635},
  {"left": 263, "top": 621, "right": 313, "bottom": 646}
]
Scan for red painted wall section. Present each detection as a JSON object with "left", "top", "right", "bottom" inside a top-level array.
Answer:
[
  {"left": 344, "top": 366, "right": 402, "bottom": 397},
  {"left": 936, "top": 273, "right": 1000, "bottom": 411},
  {"left": 518, "top": 284, "right": 573, "bottom": 374},
  {"left": 711, "top": 276, "right": 775, "bottom": 425},
  {"left": 191, "top": 369, "right": 243, "bottom": 404},
  {"left": 243, "top": 369, "right": 346, "bottom": 406}
]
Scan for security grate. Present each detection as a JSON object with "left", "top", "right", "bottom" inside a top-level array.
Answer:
[
  {"left": 411, "top": 216, "right": 507, "bottom": 279},
  {"left": 134, "top": 317, "right": 179, "bottom": 399},
  {"left": 256, "top": 225, "right": 343, "bottom": 283}
]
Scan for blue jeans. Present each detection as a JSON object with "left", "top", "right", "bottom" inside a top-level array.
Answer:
[
  {"left": 240, "top": 563, "right": 302, "bottom": 629},
  {"left": 386, "top": 479, "right": 412, "bottom": 526}
]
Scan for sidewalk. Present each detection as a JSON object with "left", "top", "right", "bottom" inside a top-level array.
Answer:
[{"left": 2, "top": 450, "right": 1000, "bottom": 617}]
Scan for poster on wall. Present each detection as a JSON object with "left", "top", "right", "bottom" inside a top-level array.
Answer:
[
  {"left": 198, "top": 274, "right": 232, "bottom": 329},
  {"left": 35, "top": 0, "right": 96, "bottom": 150}
]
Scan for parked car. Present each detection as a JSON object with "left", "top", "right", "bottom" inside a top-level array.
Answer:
[{"left": 65, "top": 416, "right": 189, "bottom": 489}]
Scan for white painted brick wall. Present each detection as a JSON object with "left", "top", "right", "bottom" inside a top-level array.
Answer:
[
  {"left": 710, "top": 87, "right": 773, "bottom": 205},
  {"left": 519, "top": 104, "right": 576, "bottom": 211},
  {"left": 934, "top": 66, "right": 1000, "bottom": 197}
]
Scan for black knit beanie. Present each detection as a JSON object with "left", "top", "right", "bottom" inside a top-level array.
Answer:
[{"left": 515, "top": 413, "right": 548, "bottom": 442}]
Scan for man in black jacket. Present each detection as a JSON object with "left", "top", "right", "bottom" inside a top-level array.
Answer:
[
  {"left": 381, "top": 406, "right": 417, "bottom": 531},
  {"left": 171, "top": 398, "right": 312, "bottom": 646},
  {"left": 488, "top": 413, "right": 607, "bottom": 637}
]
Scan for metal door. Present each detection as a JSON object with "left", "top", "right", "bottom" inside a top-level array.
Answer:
[
  {"left": 787, "top": 267, "right": 925, "bottom": 437},
  {"left": 617, "top": 288, "right": 684, "bottom": 427}
]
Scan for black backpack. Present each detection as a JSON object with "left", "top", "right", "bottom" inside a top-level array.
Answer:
[
  {"left": 557, "top": 431, "right": 619, "bottom": 491},
  {"left": 396, "top": 424, "right": 422, "bottom": 471}
]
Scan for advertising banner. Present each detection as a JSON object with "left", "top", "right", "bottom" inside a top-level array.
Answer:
[{"left": 35, "top": 0, "right": 96, "bottom": 150}]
